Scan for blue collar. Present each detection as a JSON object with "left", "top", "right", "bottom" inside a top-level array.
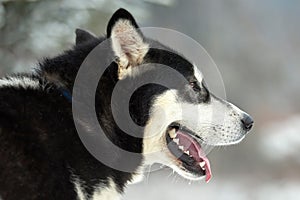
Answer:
[{"left": 59, "top": 88, "right": 72, "bottom": 102}]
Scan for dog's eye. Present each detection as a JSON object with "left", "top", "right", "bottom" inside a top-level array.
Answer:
[
  {"left": 189, "top": 81, "right": 201, "bottom": 92},
  {"left": 189, "top": 82, "right": 196, "bottom": 88}
]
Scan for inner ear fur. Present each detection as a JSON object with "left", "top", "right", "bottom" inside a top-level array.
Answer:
[{"left": 106, "top": 9, "right": 149, "bottom": 79}]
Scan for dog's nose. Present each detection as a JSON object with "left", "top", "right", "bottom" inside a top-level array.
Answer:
[{"left": 241, "top": 114, "right": 254, "bottom": 131}]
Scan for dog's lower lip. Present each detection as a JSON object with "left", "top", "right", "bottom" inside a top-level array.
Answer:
[{"left": 166, "top": 125, "right": 212, "bottom": 182}]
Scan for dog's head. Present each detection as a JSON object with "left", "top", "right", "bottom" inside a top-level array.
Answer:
[{"left": 77, "top": 9, "right": 254, "bottom": 182}]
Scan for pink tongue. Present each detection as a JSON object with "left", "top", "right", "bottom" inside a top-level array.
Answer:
[{"left": 176, "top": 131, "right": 212, "bottom": 183}]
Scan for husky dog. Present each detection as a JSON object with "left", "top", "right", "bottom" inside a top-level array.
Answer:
[{"left": 0, "top": 9, "right": 253, "bottom": 200}]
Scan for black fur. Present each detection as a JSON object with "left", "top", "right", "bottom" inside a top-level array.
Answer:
[
  {"left": 0, "top": 9, "right": 138, "bottom": 200},
  {"left": 75, "top": 29, "right": 97, "bottom": 46}
]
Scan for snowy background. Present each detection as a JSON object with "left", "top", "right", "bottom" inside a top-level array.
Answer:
[{"left": 1, "top": 0, "right": 300, "bottom": 199}]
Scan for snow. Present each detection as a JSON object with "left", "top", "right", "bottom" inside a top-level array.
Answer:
[{"left": 259, "top": 115, "right": 300, "bottom": 164}]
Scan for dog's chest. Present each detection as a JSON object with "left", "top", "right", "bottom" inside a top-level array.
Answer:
[{"left": 74, "top": 178, "right": 121, "bottom": 200}]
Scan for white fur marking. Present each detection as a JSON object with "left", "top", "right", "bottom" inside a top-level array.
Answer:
[
  {"left": 71, "top": 172, "right": 87, "bottom": 200},
  {"left": 73, "top": 176, "right": 121, "bottom": 200},
  {"left": 127, "top": 173, "right": 144, "bottom": 185},
  {"left": 92, "top": 178, "right": 121, "bottom": 200},
  {"left": 74, "top": 180, "right": 87, "bottom": 200},
  {"left": 193, "top": 64, "right": 203, "bottom": 83},
  {"left": 127, "top": 165, "right": 145, "bottom": 185},
  {"left": 0, "top": 76, "right": 39, "bottom": 89}
]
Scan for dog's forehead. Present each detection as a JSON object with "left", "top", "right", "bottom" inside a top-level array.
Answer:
[{"left": 144, "top": 47, "right": 196, "bottom": 80}]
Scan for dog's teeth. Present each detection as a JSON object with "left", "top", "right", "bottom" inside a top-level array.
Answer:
[
  {"left": 200, "top": 161, "right": 206, "bottom": 169},
  {"left": 173, "top": 138, "right": 179, "bottom": 144},
  {"left": 179, "top": 146, "right": 184, "bottom": 151}
]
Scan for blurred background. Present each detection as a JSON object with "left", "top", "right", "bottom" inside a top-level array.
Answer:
[{"left": 1, "top": 0, "right": 300, "bottom": 199}]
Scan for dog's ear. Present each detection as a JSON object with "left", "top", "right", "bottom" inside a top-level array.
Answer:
[
  {"left": 107, "top": 8, "right": 149, "bottom": 79},
  {"left": 75, "top": 28, "right": 97, "bottom": 45}
]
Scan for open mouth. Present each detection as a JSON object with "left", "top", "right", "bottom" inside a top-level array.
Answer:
[{"left": 166, "top": 122, "right": 212, "bottom": 182}]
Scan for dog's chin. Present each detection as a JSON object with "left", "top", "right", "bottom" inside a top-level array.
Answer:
[
  {"left": 170, "top": 164, "right": 207, "bottom": 181},
  {"left": 164, "top": 122, "right": 212, "bottom": 183}
]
